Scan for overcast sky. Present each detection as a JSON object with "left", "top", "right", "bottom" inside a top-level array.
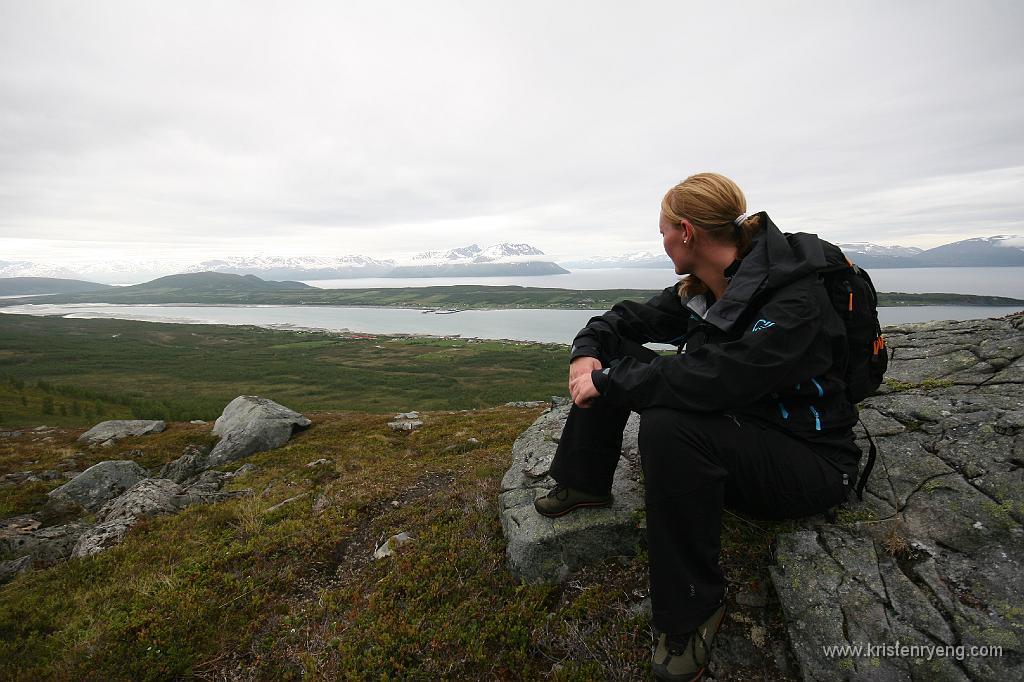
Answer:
[{"left": 2, "top": 0, "right": 1022, "bottom": 264}]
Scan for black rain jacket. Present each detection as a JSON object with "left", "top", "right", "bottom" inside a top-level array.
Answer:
[{"left": 572, "top": 212, "right": 859, "bottom": 448}]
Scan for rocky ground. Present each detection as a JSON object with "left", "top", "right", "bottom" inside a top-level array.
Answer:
[
  {"left": 2, "top": 314, "right": 1021, "bottom": 680},
  {"left": 501, "top": 314, "right": 1024, "bottom": 681},
  {"left": 0, "top": 397, "right": 310, "bottom": 581}
]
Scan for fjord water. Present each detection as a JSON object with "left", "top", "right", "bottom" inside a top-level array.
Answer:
[
  {"left": 306, "top": 266, "right": 1024, "bottom": 299},
  {"left": 1, "top": 303, "right": 1020, "bottom": 345},
  {"left": 2, "top": 267, "right": 1020, "bottom": 344}
]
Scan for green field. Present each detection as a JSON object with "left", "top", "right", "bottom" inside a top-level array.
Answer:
[{"left": 0, "top": 315, "right": 568, "bottom": 427}]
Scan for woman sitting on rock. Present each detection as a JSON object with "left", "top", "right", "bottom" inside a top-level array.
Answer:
[{"left": 534, "top": 172, "right": 861, "bottom": 681}]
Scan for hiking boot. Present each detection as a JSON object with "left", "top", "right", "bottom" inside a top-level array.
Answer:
[
  {"left": 533, "top": 483, "right": 612, "bottom": 518},
  {"left": 652, "top": 603, "right": 727, "bottom": 681}
]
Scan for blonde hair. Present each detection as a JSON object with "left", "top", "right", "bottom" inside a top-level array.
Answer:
[{"left": 661, "top": 172, "right": 762, "bottom": 298}]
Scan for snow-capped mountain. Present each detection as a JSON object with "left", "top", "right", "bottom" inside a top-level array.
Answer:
[
  {"left": 0, "top": 245, "right": 562, "bottom": 283},
  {"left": 558, "top": 252, "right": 673, "bottom": 269},
  {"left": 185, "top": 255, "right": 395, "bottom": 273},
  {"left": 0, "top": 260, "right": 81, "bottom": 279},
  {"left": 992, "top": 235, "right": 1024, "bottom": 248},
  {"left": 7, "top": 235, "right": 1020, "bottom": 285},
  {"left": 835, "top": 243, "right": 924, "bottom": 258},
  {"left": 837, "top": 235, "right": 1023, "bottom": 267},
  {"left": 0, "top": 259, "right": 185, "bottom": 284},
  {"left": 184, "top": 255, "right": 396, "bottom": 280},
  {"left": 409, "top": 243, "right": 545, "bottom": 264},
  {"left": 914, "top": 234, "right": 1024, "bottom": 266},
  {"left": 390, "top": 243, "right": 566, "bottom": 276}
]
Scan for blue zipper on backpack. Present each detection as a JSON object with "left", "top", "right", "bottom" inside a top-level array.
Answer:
[
  {"left": 778, "top": 403, "right": 790, "bottom": 419},
  {"left": 811, "top": 378, "right": 824, "bottom": 397},
  {"left": 809, "top": 405, "right": 821, "bottom": 431}
]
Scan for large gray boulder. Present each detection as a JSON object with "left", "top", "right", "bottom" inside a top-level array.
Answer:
[
  {"left": 212, "top": 395, "right": 310, "bottom": 437},
  {"left": 771, "top": 314, "right": 1024, "bottom": 682},
  {"left": 499, "top": 404, "right": 645, "bottom": 583},
  {"left": 207, "top": 396, "right": 310, "bottom": 466},
  {"left": 209, "top": 419, "right": 296, "bottom": 464},
  {"left": 78, "top": 420, "right": 165, "bottom": 444},
  {"left": 46, "top": 460, "right": 148, "bottom": 512}
]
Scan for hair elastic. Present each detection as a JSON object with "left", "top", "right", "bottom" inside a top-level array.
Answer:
[{"left": 733, "top": 212, "right": 751, "bottom": 227}]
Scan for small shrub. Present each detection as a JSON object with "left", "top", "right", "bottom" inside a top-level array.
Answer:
[{"left": 880, "top": 521, "right": 913, "bottom": 558}]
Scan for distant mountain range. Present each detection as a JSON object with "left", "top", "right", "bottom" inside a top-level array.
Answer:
[
  {"left": 560, "top": 234, "right": 1024, "bottom": 269},
  {"left": 183, "top": 255, "right": 396, "bottom": 280},
  {"left": 0, "top": 272, "right": 314, "bottom": 301},
  {"left": 0, "top": 243, "right": 566, "bottom": 283},
  {"left": 386, "top": 243, "right": 566, "bottom": 277},
  {"left": 836, "top": 235, "right": 1024, "bottom": 267},
  {"left": 557, "top": 252, "right": 673, "bottom": 269},
  {"left": 2, "top": 235, "right": 1021, "bottom": 286}
]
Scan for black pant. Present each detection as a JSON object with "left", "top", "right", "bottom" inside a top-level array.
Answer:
[{"left": 549, "top": 358, "right": 855, "bottom": 634}]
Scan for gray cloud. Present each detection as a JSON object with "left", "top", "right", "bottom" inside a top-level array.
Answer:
[{"left": 1, "top": 0, "right": 1023, "bottom": 264}]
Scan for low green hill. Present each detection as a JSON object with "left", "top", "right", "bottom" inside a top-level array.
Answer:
[{"left": 126, "top": 271, "right": 313, "bottom": 293}]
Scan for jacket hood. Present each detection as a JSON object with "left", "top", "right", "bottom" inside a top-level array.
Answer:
[{"left": 701, "top": 211, "right": 826, "bottom": 332}]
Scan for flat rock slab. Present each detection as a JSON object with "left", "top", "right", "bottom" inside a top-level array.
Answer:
[
  {"left": 78, "top": 420, "right": 165, "bottom": 444},
  {"left": 0, "top": 521, "right": 88, "bottom": 568},
  {"left": 499, "top": 404, "right": 644, "bottom": 583},
  {"left": 772, "top": 314, "right": 1024, "bottom": 682},
  {"left": 72, "top": 474, "right": 244, "bottom": 558}
]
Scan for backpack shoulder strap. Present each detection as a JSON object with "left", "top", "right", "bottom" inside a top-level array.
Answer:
[{"left": 855, "top": 417, "right": 877, "bottom": 501}]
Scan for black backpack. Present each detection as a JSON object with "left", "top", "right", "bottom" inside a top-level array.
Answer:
[{"left": 820, "top": 241, "right": 888, "bottom": 499}]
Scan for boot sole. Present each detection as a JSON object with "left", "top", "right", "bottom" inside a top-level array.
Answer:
[
  {"left": 651, "top": 659, "right": 700, "bottom": 675},
  {"left": 534, "top": 498, "right": 612, "bottom": 518},
  {"left": 652, "top": 666, "right": 704, "bottom": 682}
]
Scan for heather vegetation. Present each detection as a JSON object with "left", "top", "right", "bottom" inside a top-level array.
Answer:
[{"left": 0, "top": 409, "right": 790, "bottom": 680}]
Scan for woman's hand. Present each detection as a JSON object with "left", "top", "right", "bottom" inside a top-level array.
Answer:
[{"left": 569, "top": 356, "right": 602, "bottom": 408}]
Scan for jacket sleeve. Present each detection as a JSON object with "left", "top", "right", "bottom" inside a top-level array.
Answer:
[
  {"left": 570, "top": 284, "right": 691, "bottom": 364},
  {"left": 594, "top": 283, "right": 834, "bottom": 412}
]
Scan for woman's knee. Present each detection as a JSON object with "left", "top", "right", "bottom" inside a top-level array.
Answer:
[
  {"left": 639, "top": 408, "right": 708, "bottom": 478},
  {"left": 639, "top": 408, "right": 701, "bottom": 447}
]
